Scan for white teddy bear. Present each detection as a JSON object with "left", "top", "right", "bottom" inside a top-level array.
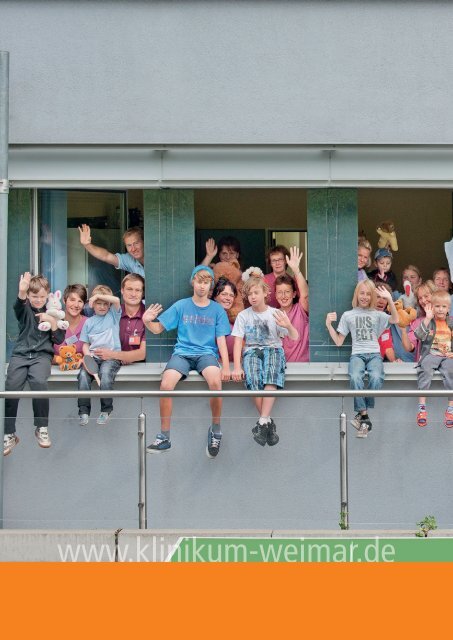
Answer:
[{"left": 38, "top": 290, "right": 69, "bottom": 332}]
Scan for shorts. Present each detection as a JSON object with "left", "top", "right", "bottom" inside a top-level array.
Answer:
[
  {"left": 243, "top": 347, "right": 286, "bottom": 390},
  {"left": 164, "top": 354, "right": 220, "bottom": 380}
]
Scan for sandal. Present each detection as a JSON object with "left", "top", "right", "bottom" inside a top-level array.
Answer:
[
  {"left": 444, "top": 410, "right": 453, "bottom": 429},
  {"left": 417, "top": 410, "right": 427, "bottom": 428}
]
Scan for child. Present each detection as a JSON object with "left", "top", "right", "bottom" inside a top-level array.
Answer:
[
  {"left": 413, "top": 290, "right": 453, "bottom": 428},
  {"left": 4, "top": 272, "right": 65, "bottom": 456},
  {"left": 368, "top": 248, "right": 398, "bottom": 291},
  {"left": 326, "top": 280, "right": 399, "bottom": 438},
  {"left": 143, "top": 265, "right": 231, "bottom": 458},
  {"left": 274, "top": 246, "right": 309, "bottom": 362},
  {"left": 231, "top": 275, "right": 299, "bottom": 446},
  {"left": 357, "top": 240, "right": 372, "bottom": 282},
  {"left": 77, "top": 285, "right": 122, "bottom": 426}
]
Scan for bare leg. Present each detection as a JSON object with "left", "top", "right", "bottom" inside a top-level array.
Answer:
[
  {"left": 159, "top": 369, "right": 183, "bottom": 433},
  {"left": 202, "top": 366, "right": 222, "bottom": 424}
]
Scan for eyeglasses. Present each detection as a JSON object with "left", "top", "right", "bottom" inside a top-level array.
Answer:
[{"left": 270, "top": 257, "right": 285, "bottom": 264}]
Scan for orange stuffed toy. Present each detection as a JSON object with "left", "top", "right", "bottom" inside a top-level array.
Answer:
[
  {"left": 212, "top": 260, "right": 244, "bottom": 323},
  {"left": 55, "top": 344, "right": 83, "bottom": 371},
  {"left": 394, "top": 299, "right": 417, "bottom": 328}
]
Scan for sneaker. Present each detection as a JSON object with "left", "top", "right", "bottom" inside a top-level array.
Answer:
[
  {"left": 79, "top": 413, "right": 89, "bottom": 427},
  {"left": 266, "top": 419, "right": 279, "bottom": 446},
  {"left": 3, "top": 433, "right": 19, "bottom": 456},
  {"left": 350, "top": 413, "right": 362, "bottom": 431},
  {"left": 146, "top": 434, "right": 171, "bottom": 454},
  {"left": 252, "top": 420, "right": 269, "bottom": 447},
  {"left": 356, "top": 418, "right": 372, "bottom": 439},
  {"left": 417, "top": 409, "right": 428, "bottom": 428},
  {"left": 206, "top": 426, "right": 222, "bottom": 459},
  {"left": 96, "top": 412, "right": 111, "bottom": 426},
  {"left": 35, "top": 427, "right": 51, "bottom": 448},
  {"left": 444, "top": 409, "right": 453, "bottom": 429}
]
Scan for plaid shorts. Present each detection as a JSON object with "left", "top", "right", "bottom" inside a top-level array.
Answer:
[{"left": 243, "top": 347, "right": 286, "bottom": 390}]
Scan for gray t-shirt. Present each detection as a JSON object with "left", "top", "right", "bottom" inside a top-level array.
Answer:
[
  {"left": 232, "top": 306, "right": 288, "bottom": 352},
  {"left": 337, "top": 308, "right": 389, "bottom": 355}
]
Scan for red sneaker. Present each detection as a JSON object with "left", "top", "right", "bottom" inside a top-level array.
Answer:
[
  {"left": 444, "top": 410, "right": 453, "bottom": 428},
  {"left": 417, "top": 409, "right": 427, "bottom": 428}
]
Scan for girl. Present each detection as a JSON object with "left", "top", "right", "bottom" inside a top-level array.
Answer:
[
  {"left": 407, "top": 280, "right": 437, "bottom": 359},
  {"left": 274, "top": 246, "right": 309, "bottom": 362},
  {"left": 53, "top": 283, "right": 88, "bottom": 363},
  {"left": 357, "top": 240, "right": 372, "bottom": 282},
  {"left": 326, "top": 280, "right": 399, "bottom": 438},
  {"left": 212, "top": 277, "right": 238, "bottom": 360}
]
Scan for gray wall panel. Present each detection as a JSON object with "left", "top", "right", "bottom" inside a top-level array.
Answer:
[{"left": 1, "top": 1, "right": 453, "bottom": 144}]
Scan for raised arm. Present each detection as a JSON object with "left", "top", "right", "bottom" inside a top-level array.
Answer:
[
  {"left": 18, "top": 271, "right": 31, "bottom": 300},
  {"left": 200, "top": 238, "right": 218, "bottom": 266},
  {"left": 286, "top": 246, "right": 309, "bottom": 313},
  {"left": 325, "top": 312, "right": 346, "bottom": 347},
  {"left": 142, "top": 303, "right": 165, "bottom": 335},
  {"left": 79, "top": 224, "right": 119, "bottom": 267},
  {"left": 376, "top": 286, "right": 399, "bottom": 325}
]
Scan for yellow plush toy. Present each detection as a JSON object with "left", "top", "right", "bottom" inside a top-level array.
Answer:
[
  {"left": 55, "top": 344, "right": 83, "bottom": 371},
  {"left": 394, "top": 299, "right": 417, "bottom": 328},
  {"left": 377, "top": 220, "right": 398, "bottom": 252}
]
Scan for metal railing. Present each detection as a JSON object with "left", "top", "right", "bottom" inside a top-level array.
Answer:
[{"left": 1, "top": 388, "right": 452, "bottom": 530}]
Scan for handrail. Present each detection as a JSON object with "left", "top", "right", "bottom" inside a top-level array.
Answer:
[{"left": 0, "top": 389, "right": 452, "bottom": 399}]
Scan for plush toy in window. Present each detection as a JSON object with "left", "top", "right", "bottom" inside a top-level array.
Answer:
[
  {"left": 212, "top": 259, "right": 244, "bottom": 323},
  {"left": 376, "top": 220, "right": 398, "bottom": 252},
  {"left": 394, "top": 299, "right": 417, "bottom": 328},
  {"left": 55, "top": 344, "right": 83, "bottom": 371},
  {"left": 38, "top": 290, "right": 69, "bottom": 332}
]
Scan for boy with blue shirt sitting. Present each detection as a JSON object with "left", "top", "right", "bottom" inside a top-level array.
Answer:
[
  {"left": 78, "top": 285, "right": 122, "bottom": 426},
  {"left": 143, "top": 265, "right": 231, "bottom": 458}
]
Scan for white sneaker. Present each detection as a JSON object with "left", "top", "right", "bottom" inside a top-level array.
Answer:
[
  {"left": 356, "top": 423, "right": 368, "bottom": 439},
  {"left": 35, "top": 426, "right": 51, "bottom": 448},
  {"left": 3, "top": 433, "right": 19, "bottom": 456},
  {"left": 79, "top": 414, "right": 89, "bottom": 427},
  {"left": 96, "top": 412, "right": 111, "bottom": 426}
]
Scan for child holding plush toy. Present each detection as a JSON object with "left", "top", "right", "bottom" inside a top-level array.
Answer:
[{"left": 4, "top": 273, "right": 66, "bottom": 456}]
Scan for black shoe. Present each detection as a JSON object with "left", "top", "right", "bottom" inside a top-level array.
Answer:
[
  {"left": 252, "top": 421, "right": 268, "bottom": 446},
  {"left": 206, "top": 426, "right": 222, "bottom": 459},
  {"left": 266, "top": 419, "right": 279, "bottom": 446}
]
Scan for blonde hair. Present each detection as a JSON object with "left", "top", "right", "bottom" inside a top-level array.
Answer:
[
  {"left": 431, "top": 289, "right": 451, "bottom": 306},
  {"left": 358, "top": 240, "right": 372, "bottom": 269},
  {"left": 91, "top": 285, "right": 113, "bottom": 297},
  {"left": 351, "top": 279, "right": 377, "bottom": 309},
  {"left": 415, "top": 280, "right": 436, "bottom": 302},
  {"left": 193, "top": 271, "right": 214, "bottom": 285},
  {"left": 242, "top": 276, "right": 270, "bottom": 300}
]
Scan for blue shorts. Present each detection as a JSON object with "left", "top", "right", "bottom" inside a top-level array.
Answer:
[
  {"left": 243, "top": 347, "right": 286, "bottom": 390},
  {"left": 164, "top": 354, "right": 220, "bottom": 380}
]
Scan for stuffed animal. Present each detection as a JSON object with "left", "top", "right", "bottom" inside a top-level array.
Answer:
[
  {"left": 400, "top": 280, "right": 417, "bottom": 309},
  {"left": 55, "top": 344, "right": 83, "bottom": 371},
  {"left": 212, "top": 259, "right": 244, "bottom": 323},
  {"left": 377, "top": 220, "right": 398, "bottom": 252},
  {"left": 38, "top": 290, "right": 69, "bottom": 332},
  {"left": 394, "top": 299, "right": 417, "bottom": 328}
]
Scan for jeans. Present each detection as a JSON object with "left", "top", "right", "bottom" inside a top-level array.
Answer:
[
  {"left": 348, "top": 353, "right": 384, "bottom": 413},
  {"left": 78, "top": 358, "right": 121, "bottom": 415}
]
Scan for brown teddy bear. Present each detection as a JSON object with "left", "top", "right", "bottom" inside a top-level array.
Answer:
[
  {"left": 55, "top": 344, "right": 83, "bottom": 371},
  {"left": 377, "top": 220, "right": 398, "bottom": 252},
  {"left": 394, "top": 299, "right": 417, "bottom": 328},
  {"left": 212, "top": 259, "right": 244, "bottom": 323}
]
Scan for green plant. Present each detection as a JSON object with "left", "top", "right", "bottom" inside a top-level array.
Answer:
[
  {"left": 415, "top": 515, "right": 437, "bottom": 538},
  {"left": 339, "top": 510, "right": 348, "bottom": 530}
]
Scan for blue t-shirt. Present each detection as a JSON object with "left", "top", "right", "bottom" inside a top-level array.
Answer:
[
  {"left": 159, "top": 298, "right": 231, "bottom": 357},
  {"left": 80, "top": 306, "right": 122, "bottom": 351},
  {"left": 115, "top": 252, "right": 145, "bottom": 277}
]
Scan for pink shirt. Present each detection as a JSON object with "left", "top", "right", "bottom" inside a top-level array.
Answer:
[
  {"left": 264, "top": 272, "right": 302, "bottom": 308},
  {"left": 53, "top": 316, "right": 87, "bottom": 356},
  {"left": 408, "top": 316, "right": 424, "bottom": 361},
  {"left": 282, "top": 304, "right": 309, "bottom": 362}
]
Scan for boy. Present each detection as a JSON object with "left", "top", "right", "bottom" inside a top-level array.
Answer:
[
  {"left": 4, "top": 272, "right": 65, "bottom": 456},
  {"left": 368, "top": 248, "right": 397, "bottom": 291},
  {"left": 414, "top": 290, "right": 453, "bottom": 428},
  {"left": 232, "top": 275, "right": 298, "bottom": 446},
  {"left": 143, "top": 266, "right": 231, "bottom": 458},
  {"left": 78, "top": 285, "right": 122, "bottom": 426}
]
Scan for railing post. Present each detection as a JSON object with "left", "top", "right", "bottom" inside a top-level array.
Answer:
[
  {"left": 339, "top": 401, "right": 349, "bottom": 530},
  {"left": 138, "top": 408, "right": 147, "bottom": 529}
]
